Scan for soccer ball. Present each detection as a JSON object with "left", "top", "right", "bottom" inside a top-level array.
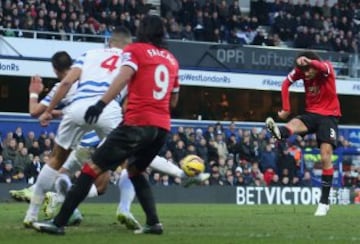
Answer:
[{"left": 180, "top": 154, "right": 205, "bottom": 177}]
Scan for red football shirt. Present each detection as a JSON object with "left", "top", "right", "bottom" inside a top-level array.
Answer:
[
  {"left": 120, "top": 43, "right": 180, "bottom": 131},
  {"left": 281, "top": 60, "right": 341, "bottom": 117}
]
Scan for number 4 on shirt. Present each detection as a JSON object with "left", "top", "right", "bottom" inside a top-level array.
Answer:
[{"left": 100, "top": 55, "right": 119, "bottom": 72}]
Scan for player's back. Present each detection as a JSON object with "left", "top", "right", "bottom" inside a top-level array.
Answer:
[
  {"left": 122, "top": 42, "right": 179, "bottom": 131},
  {"left": 72, "top": 47, "right": 123, "bottom": 102},
  {"left": 41, "top": 82, "right": 78, "bottom": 112}
]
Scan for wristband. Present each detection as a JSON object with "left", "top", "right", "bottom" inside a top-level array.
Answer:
[{"left": 29, "top": 93, "right": 39, "bottom": 99}]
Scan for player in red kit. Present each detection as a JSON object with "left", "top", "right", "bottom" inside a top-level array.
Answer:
[
  {"left": 265, "top": 51, "right": 341, "bottom": 216},
  {"left": 33, "top": 15, "right": 179, "bottom": 235}
]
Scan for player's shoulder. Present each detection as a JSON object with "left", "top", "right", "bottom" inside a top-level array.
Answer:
[
  {"left": 321, "top": 60, "right": 335, "bottom": 75},
  {"left": 323, "top": 60, "right": 334, "bottom": 68},
  {"left": 123, "top": 43, "right": 146, "bottom": 53},
  {"left": 85, "top": 48, "right": 109, "bottom": 56}
]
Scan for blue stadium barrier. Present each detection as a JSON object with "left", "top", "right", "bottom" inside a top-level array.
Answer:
[
  {"left": 302, "top": 147, "right": 360, "bottom": 187},
  {"left": 1, "top": 112, "right": 360, "bottom": 189}
]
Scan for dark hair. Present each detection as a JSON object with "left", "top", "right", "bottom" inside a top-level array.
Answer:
[
  {"left": 136, "top": 15, "right": 166, "bottom": 48},
  {"left": 51, "top": 51, "right": 72, "bottom": 73},
  {"left": 296, "top": 51, "right": 321, "bottom": 61},
  {"left": 295, "top": 51, "right": 321, "bottom": 70}
]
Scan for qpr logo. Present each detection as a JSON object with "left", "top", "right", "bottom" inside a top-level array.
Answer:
[{"left": 121, "top": 52, "right": 131, "bottom": 63}]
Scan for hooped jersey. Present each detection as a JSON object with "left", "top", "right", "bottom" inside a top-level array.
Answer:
[
  {"left": 40, "top": 82, "right": 77, "bottom": 113},
  {"left": 71, "top": 47, "right": 123, "bottom": 103},
  {"left": 121, "top": 43, "right": 180, "bottom": 131}
]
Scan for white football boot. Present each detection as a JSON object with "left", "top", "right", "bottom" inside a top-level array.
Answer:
[
  {"left": 265, "top": 117, "right": 282, "bottom": 140},
  {"left": 314, "top": 203, "right": 330, "bottom": 216}
]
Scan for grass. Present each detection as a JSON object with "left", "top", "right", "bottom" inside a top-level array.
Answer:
[{"left": 0, "top": 202, "right": 359, "bottom": 244}]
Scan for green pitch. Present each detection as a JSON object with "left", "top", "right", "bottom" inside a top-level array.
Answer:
[{"left": 0, "top": 202, "right": 359, "bottom": 244}]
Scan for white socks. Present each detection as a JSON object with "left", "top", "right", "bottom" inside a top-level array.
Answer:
[
  {"left": 87, "top": 184, "right": 99, "bottom": 198},
  {"left": 54, "top": 173, "right": 72, "bottom": 202},
  {"left": 149, "top": 156, "right": 186, "bottom": 178},
  {"left": 117, "top": 170, "right": 135, "bottom": 214},
  {"left": 25, "top": 164, "right": 59, "bottom": 221}
]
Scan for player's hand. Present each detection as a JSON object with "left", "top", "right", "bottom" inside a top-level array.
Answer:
[
  {"left": 84, "top": 100, "right": 106, "bottom": 124},
  {"left": 39, "top": 111, "right": 53, "bottom": 127},
  {"left": 278, "top": 110, "right": 290, "bottom": 120},
  {"left": 296, "top": 56, "right": 311, "bottom": 66},
  {"left": 51, "top": 110, "right": 63, "bottom": 118},
  {"left": 29, "top": 75, "right": 44, "bottom": 94}
]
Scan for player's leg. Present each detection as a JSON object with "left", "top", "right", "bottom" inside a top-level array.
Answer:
[
  {"left": 149, "top": 155, "right": 210, "bottom": 187},
  {"left": 44, "top": 110, "right": 102, "bottom": 218},
  {"left": 314, "top": 116, "right": 338, "bottom": 216},
  {"left": 55, "top": 144, "right": 96, "bottom": 202},
  {"left": 24, "top": 143, "right": 70, "bottom": 227},
  {"left": 116, "top": 168, "right": 142, "bottom": 230},
  {"left": 127, "top": 127, "right": 168, "bottom": 235},
  {"left": 314, "top": 142, "right": 333, "bottom": 216},
  {"left": 45, "top": 145, "right": 109, "bottom": 220},
  {"left": 32, "top": 125, "right": 131, "bottom": 234},
  {"left": 265, "top": 116, "right": 308, "bottom": 140},
  {"left": 43, "top": 150, "right": 81, "bottom": 219},
  {"left": 9, "top": 184, "right": 35, "bottom": 202},
  {"left": 24, "top": 112, "right": 86, "bottom": 226}
]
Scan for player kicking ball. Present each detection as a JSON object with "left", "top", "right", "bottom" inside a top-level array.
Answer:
[
  {"left": 266, "top": 51, "right": 341, "bottom": 216},
  {"left": 32, "top": 15, "right": 185, "bottom": 235}
]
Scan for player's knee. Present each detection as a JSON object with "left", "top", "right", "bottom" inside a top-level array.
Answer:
[
  {"left": 93, "top": 178, "right": 108, "bottom": 195},
  {"left": 94, "top": 170, "right": 111, "bottom": 195},
  {"left": 320, "top": 145, "right": 333, "bottom": 164},
  {"left": 96, "top": 185, "right": 107, "bottom": 195},
  {"left": 49, "top": 146, "right": 71, "bottom": 169}
]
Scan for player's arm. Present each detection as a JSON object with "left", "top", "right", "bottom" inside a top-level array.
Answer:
[
  {"left": 170, "top": 73, "right": 180, "bottom": 109},
  {"left": 279, "top": 78, "right": 292, "bottom": 120},
  {"left": 297, "top": 56, "right": 330, "bottom": 75},
  {"left": 32, "top": 82, "right": 64, "bottom": 118},
  {"left": 28, "top": 75, "right": 46, "bottom": 117},
  {"left": 51, "top": 110, "right": 63, "bottom": 118},
  {"left": 121, "top": 97, "right": 128, "bottom": 114},
  {"left": 170, "top": 92, "right": 179, "bottom": 109},
  {"left": 45, "top": 67, "right": 81, "bottom": 113},
  {"left": 39, "top": 67, "right": 81, "bottom": 126},
  {"left": 278, "top": 68, "right": 301, "bottom": 120},
  {"left": 101, "top": 66, "right": 133, "bottom": 104},
  {"left": 84, "top": 66, "right": 133, "bottom": 124}
]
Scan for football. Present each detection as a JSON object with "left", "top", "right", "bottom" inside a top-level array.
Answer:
[{"left": 180, "top": 154, "right": 205, "bottom": 177}]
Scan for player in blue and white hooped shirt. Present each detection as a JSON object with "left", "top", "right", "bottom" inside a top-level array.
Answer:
[
  {"left": 21, "top": 51, "right": 103, "bottom": 225},
  {"left": 21, "top": 51, "right": 131, "bottom": 223},
  {"left": 26, "top": 30, "right": 210, "bottom": 234},
  {"left": 24, "top": 27, "right": 131, "bottom": 227}
]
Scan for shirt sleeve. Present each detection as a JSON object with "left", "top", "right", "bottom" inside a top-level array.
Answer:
[
  {"left": 310, "top": 60, "right": 331, "bottom": 77},
  {"left": 281, "top": 68, "right": 302, "bottom": 112},
  {"left": 287, "top": 68, "right": 303, "bottom": 83},
  {"left": 71, "top": 52, "right": 87, "bottom": 69},
  {"left": 121, "top": 45, "right": 138, "bottom": 71},
  {"left": 281, "top": 78, "right": 292, "bottom": 112},
  {"left": 39, "top": 83, "right": 59, "bottom": 107},
  {"left": 172, "top": 63, "right": 180, "bottom": 93}
]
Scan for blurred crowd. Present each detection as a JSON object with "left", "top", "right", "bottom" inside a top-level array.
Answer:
[
  {"left": 1, "top": 122, "right": 359, "bottom": 189},
  {"left": 251, "top": 0, "right": 360, "bottom": 52},
  {"left": 1, "top": 0, "right": 360, "bottom": 53}
]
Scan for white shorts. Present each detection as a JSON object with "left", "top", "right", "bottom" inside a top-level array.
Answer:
[{"left": 55, "top": 98, "right": 122, "bottom": 150}]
